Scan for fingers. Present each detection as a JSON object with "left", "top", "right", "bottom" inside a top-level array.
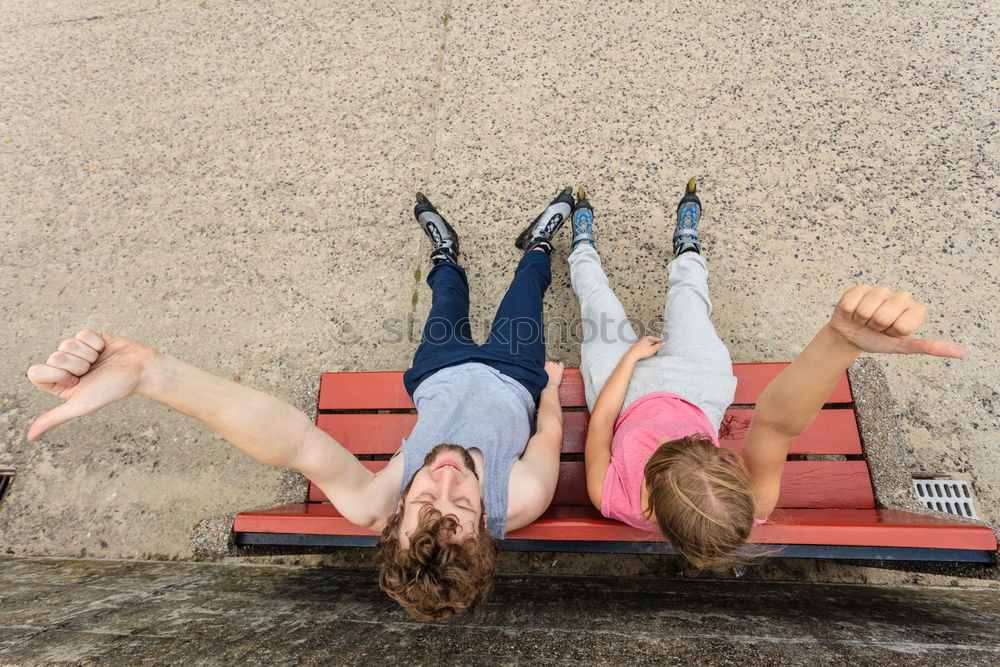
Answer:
[
  {"left": 29, "top": 330, "right": 103, "bottom": 388},
  {"left": 864, "top": 292, "right": 907, "bottom": 331},
  {"left": 59, "top": 335, "right": 100, "bottom": 363},
  {"left": 883, "top": 303, "right": 927, "bottom": 338},
  {"left": 644, "top": 336, "right": 665, "bottom": 351},
  {"left": 74, "top": 330, "right": 106, "bottom": 353},
  {"left": 835, "top": 284, "right": 868, "bottom": 318},
  {"left": 867, "top": 295, "right": 925, "bottom": 336},
  {"left": 46, "top": 350, "right": 92, "bottom": 376},
  {"left": 894, "top": 337, "right": 967, "bottom": 359},
  {"left": 27, "top": 363, "right": 79, "bottom": 389},
  {"left": 27, "top": 402, "right": 89, "bottom": 441},
  {"left": 629, "top": 336, "right": 664, "bottom": 359},
  {"left": 849, "top": 286, "right": 894, "bottom": 326},
  {"left": 840, "top": 286, "right": 928, "bottom": 336},
  {"left": 544, "top": 361, "right": 565, "bottom": 385}
]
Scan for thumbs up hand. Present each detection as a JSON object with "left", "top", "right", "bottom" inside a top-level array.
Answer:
[
  {"left": 828, "top": 285, "right": 966, "bottom": 359},
  {"left": 27, "top": 330, "right": 159, "bottom": 441}
]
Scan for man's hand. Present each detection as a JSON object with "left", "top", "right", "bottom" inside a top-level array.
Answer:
[
  {"left": 544, "top": 360, "right": 565, "bottom": 388},
  {"left": 828, "top": 285, "right": 966, "bottom": 358},
  {"left": 27, "top": 330, "right": 160, "bottom": 441},
  {"left": 626, "top": 336, "right": 665, "bottom": 361}
]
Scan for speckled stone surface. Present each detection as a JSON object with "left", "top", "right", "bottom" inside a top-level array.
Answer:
[
  {"left": 851, "top": 357, "right": 983, "bottom": 521},
  {"left": 3, "top": 556, "right": 1000, "bottom": 664},
  {"left": 189, "top": 513, "right": 236, "bottom": 558},
  {"left": 1, "top": 1, "right": 439, "bottom": 559},
  {"left": 1, "top": 0, "right": 997, "bottom": 579}
]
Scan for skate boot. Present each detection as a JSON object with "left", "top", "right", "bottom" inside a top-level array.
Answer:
[
  {"left": 414, "top": 192, "right": 459, "bottom": 264},
  {"left": 571, "top": 186, "right": 594, "bottom": 250},
  {"left": 514, "top": 187, "right": 574, "bottom": 253},
  {"left": 673, "top": 178, "right": 702, "bottom": 256}
]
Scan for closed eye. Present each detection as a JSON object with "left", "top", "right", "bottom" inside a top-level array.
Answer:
[{"left": 453, "top": 498, "right": 475, "bottom": 512}]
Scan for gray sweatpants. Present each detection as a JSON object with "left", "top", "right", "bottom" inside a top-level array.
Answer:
[{"left": 568, "top": 244, "right": 737, "bottom": 433}]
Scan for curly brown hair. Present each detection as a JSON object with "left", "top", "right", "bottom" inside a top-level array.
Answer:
[
  {"left": 375, "top": 504, "right": 499, "bottom": 622},
  {"left": 643, "top": 434, "right": 756, "bottom": 570}
]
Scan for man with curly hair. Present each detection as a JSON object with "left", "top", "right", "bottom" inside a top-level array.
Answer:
[{"left": 26, "top": 189, "right": 570, "bottom": 621}]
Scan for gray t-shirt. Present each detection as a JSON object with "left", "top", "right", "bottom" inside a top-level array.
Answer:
[{"left": 398, "top": 362, "right": 536, "bottom": 539}]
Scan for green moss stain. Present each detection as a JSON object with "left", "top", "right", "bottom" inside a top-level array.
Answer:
[
  {"left": 441, "top": 9, "right": 451, "bottom": 26},
  {"left": 409, "top": 267, "right": 422, "bottom": 342}
]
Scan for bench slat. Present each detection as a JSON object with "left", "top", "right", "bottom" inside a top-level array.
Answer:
[
  {"left": 318, "top": 364, "right": 854, "bottom": 410},
  {"left": 316, "top": 408, "right": 862, "bottom": 456},
  {"left": 233, "top": 505, "right": 997, "bottom": 551},
  {"left": 508, "top": 507, "right": 999, "bottom": 550},
  {"left": 775, "top": 461, "right": 874, "bottom": 508},
  {"left": 721, "top": 409, "right": 861, "bottom": 454},
  {"left": 548, "top": 460, "right": 874, "bottom": 509},
  {"left": 731, "top": 363, "right": 853, "bottom": 405},
  {"left": 319, "top": 371, "right": 414, "bottom": 410},
  {"left": 308, "top": 460, "right": 874, "bottom": 509}
]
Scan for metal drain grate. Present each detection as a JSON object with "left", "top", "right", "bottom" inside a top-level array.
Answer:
[
  {"left": 912, "top": 478, "right": 979, "bottom": 519},
  {"left": 0, "top": 469, "right": 14, "bottom": 503}
]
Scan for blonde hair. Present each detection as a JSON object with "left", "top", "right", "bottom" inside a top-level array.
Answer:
[{"left": 643, "top": 434, "right": 756, "bottom": 569}]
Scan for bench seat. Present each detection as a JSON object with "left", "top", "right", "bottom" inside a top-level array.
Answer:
[{"left": 232, "top": 364, "right": 997, "bottom": 563}]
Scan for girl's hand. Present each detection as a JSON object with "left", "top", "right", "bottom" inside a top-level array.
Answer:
[
  {"left": 544, "top": 361, "right": 565, "bottom": 387},
  {"left": 626, "top": 336, "right": 665, "bottom": 361},
  {"left": 828, "top": 285, "right": 965, "bottom": 358}
]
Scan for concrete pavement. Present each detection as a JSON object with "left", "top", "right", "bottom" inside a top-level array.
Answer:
[{"left": 2, "top": 556, "right": 1000, "bottom": 664}]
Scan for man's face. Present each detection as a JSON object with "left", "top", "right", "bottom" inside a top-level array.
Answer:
[{"left": 399, "top": 444, "right": 484, "bottom": 548}]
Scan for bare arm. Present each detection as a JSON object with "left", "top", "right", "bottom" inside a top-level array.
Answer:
[
  {"left": 27, "top": 331, "right": 390, "bottom": 527},
  {"left": 742, "top": 325, "right": 861, "bottom": 517},
  {"left": 506, "top": 362, "right": 565, "bottom": 530},
  {"left": 585, "top": 337, "right": 664, "bottom": 511},
  {"left": 743, "top": 286, "right": 966, "bottom": 518}
]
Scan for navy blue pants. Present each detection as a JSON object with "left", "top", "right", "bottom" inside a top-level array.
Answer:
[{"left": 403, "top": 250, "right": 551, "bottom": 404}]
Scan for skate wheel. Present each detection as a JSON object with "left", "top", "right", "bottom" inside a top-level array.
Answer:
[
  {"left": 577, "top": 186, "right": 587, "bottom": 201},
  {"left": 686, "top": 178, "right": 697, "bottom": 195}
]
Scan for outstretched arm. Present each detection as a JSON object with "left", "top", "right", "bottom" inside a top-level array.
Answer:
[
  {"left": 584, "top": 336, "right": 664, "bottom": 511},
  {"left": 743, "top": 286, "right": 966, "bottom": 518},
  {"left": 27, "top": 330, "right": 391, "bottom": 527},
  {"left": 506, "top": 362, "right": 565, "bottom": 530}
]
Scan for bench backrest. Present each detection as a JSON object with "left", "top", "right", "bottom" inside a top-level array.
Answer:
[{"left": 310, "top": 364, "right": 874, "bottom": 510}]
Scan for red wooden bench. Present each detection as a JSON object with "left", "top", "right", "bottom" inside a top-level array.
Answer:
[{"left": 233, "top": 364, "right": 997, "bottom": 563}]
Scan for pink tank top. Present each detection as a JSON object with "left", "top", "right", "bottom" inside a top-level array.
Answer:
[{"left": 600, "top": 392, "right": 768, "bottom": 529}]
